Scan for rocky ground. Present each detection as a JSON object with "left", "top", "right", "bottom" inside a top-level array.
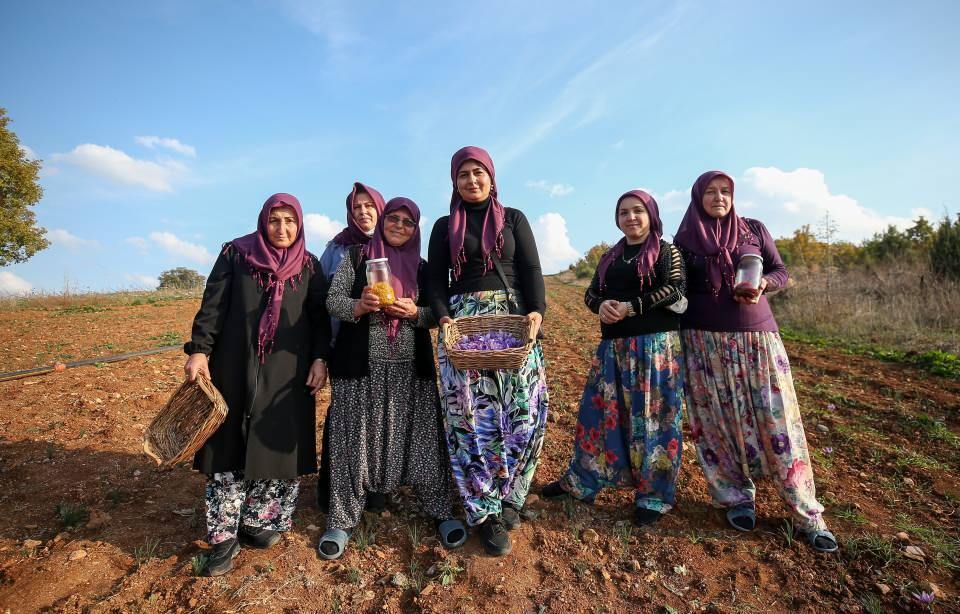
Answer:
[{"left": 0, "top": 278, "right": 957, "bottom": 613}]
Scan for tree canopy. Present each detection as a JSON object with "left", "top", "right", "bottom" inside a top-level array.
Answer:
[{"left": 0, "top": 108, "right": 48, "bottom": 266}]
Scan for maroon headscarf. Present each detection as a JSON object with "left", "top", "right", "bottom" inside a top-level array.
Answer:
[
  {"left": 447, "top": 146, "right": 505, "bottom": 280},
  {"left": 673, "top": 170, "right": 750, "bottom": 297},
  {"left": 329, "top": 182, "right": 386, "bottom": 247},
  {"left": 230, "top": 193, "right": 312, "bottom": 361},
  {"left": 364, "top": 197, "right": 422, "bottom": 340},
  {"left": 595, "top": 189, "right": 663, "bottom": 290}
]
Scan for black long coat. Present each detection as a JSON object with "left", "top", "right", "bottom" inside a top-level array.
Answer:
[{"left": 185, "top": 245, "right": 331, "bottom": 480}]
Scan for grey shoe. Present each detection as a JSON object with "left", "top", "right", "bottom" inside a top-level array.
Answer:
[
  {"left": 501, "top": 505, "right": 521, "bottom": 531},
  {"left": 206, "top": 538, "right": 240, "bottom": 576},
  {"left": 239, "top": 525, "right": 281, "bottom": 549}
]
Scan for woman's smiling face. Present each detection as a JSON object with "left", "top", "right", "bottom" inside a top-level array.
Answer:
[{"left": 456, "top": 160, "right": 492, "bottom": 203}]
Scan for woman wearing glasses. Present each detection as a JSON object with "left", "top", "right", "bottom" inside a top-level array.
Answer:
[
  {"left": 426, "top": 146, "right": 549, "bottom": 556},
  {"left": 318, "top": 197, "right": 466, "bottom": 560}
]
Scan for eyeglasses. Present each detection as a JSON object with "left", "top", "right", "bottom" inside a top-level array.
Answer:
[{"left": 385, "top": 214, "right": 417, "bottom": 229}]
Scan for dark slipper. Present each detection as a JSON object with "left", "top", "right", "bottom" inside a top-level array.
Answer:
[
  {"left": 540, "top": 480, "right": 568, "bottom": 500},
  {"left": 726, "top": 504, "right": 756, "bottom": 532},
  {"left": 633, "top": 507, "right": 663, "bottom": 527},
  {"left": 317, "top": 528, "right": 351, "bottom": 560},
  {"left": 801, "top": 529, "right": 839, "bottom": 553},
  {"left": 436, "top": 519, "right": 467, "bottom": 549}
]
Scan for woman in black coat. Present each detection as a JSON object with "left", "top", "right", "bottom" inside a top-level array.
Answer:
[{"left": 183, "top": 193, "right": 330, "bottom": 575}]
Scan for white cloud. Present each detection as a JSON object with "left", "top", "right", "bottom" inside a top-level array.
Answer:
[
  {"left": 52, "top": 144, "right": 188, "bottom": 192},
  {"left": 304, "top": 213, "right": 344, "bottom": 244},
  {"left": 652, "top": 189, "right": 687, "bottom": 212},
  {"left": 20, "top": 145, "right": 38, "bottom": 160},
  {"left": 125, "top": 236, "right": 150, "bottom": 253},
  {"left": 739, "top": 167, "right": 920, "bottom": 241},
  {"left": 532, "top": 212, "right": 581, "bottom": 274},
  {"left": 148, "top": 231, "right": 214, "bottom": 265},
  {"left": 526, "top": 180, "right": 575, "bottom": 198},
  {"left": 0, "top": 272, "right": 32, "bottom": 296},
  {"left": 48, "top": 229, "right": 98, "bottom": 250},
  {"left": 135, "top": 136, "right": 196, "bottom": 157},
  {"left": 280, "top": 0, "right": 358, "bottom": 50},
  {"left": 125, "top": 274, "right": 158, "bottom": 289}
]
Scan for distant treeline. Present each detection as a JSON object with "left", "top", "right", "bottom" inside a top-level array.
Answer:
[{"left": 567, "top": 214, "right": 960, "bottom": 280}]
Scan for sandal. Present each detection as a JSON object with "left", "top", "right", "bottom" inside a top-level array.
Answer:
[
  {"left": 801, "top": 529, "right": 839, "bottom": 553},
  {"left": 436, "top": 519, "right": 467, "bottom": 549},
  {"left": 726, "top": 504, "right": 756, "bottom": 532},
  {"left": 317, "top": 528, "right": 351, "bottom": 560}
]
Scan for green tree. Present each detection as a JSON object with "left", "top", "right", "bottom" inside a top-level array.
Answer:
[
  {"left": 931, "top": 214, "right": 960, "bottom": 280},
  {"left": 568, "top": 242, "right": 612, "bottom": 278},
  {"left": 157, "top": 267, "right": 205, "bottom": 290},
  {"left": 0, "top": 108, "right": 48, "bottom": 265}
]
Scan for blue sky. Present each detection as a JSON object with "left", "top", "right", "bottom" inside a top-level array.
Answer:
[{"left": 2, "top": 0, "right": 958, "bottom": 293}]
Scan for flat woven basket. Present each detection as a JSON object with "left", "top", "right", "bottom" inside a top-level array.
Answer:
[
  {"left": 442, "top": 314, "right": 535, "bottom": 371},
  {"left": 143, "top": 373, "right": 228, "bottom": 466}
]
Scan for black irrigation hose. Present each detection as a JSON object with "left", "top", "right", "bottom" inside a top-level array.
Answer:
[{"left": 0, "top": 344, "right": 183, "bottom": 383}]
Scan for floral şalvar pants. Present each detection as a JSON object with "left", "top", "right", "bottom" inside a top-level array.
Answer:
[
  {"left": 680, "top": 329, "right": 827, "bottom": 531},
  {"left": 560, "top": 332, "right": 684, "bottom": 512},
  {"left": 205, "top": 471, "right": 300, "bottom": 545},
  {"left": 438, "top": 289, "right": 549, "bottom": 526}
]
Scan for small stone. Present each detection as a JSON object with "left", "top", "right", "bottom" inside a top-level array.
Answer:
[
  {"left": 192, "top": 540, "right": 210, "bottom": 550},
  {"left": 188, "top": 598, "right": 198, "bottom": 608},
  {"left": 524, "top": 494, "right": 540, "bottom": 508},
  {"left": 23, "top": 539, "right": 42, "bottom": 549},
  {"left": 69, "top": 549, "right": 87, "bottom": 561},
  {"left": 924, "top": 582, "right": 945, "bottom": 600},
  {"left": 420, "top": 583, "right": 435, "bottom": 597},
  {"left": 581, "top": 528, "right": 599, "bottom": 543},
  {"left": 86, "top": 510, "right": 111, "bottom": 530},
  {"left": 902, "top": 477, "right": 915, "bottom": 487},
  {"left": 494, "top": 585, "right": 505, "bottom": 594},
  {"left": 306, "top": 524, "right": 320, "bottom": 532},
  {"left": 626, "top": 559, "right": 642, "bottom": 573},
  {"left": 600, "top": 569, "right": 611, "bottom": 581},
  {"left": 24, "top": 524, "right": 38, "bottom": 530},
  {"left": 816, "top": 424, "right": 829, "bottom": 433},
  {"left": 858, "top": 472, "right": 868, "bottom": 479},
  {"left": 903, "top": 545, "right": 926, "bottom": 561},
  {"left": 390, "top": 572, "right": 408, "bottom": 588},
  {"left": 360, "top": 590, "right": 375, "bottom": 602},
  {"left": 895, "top": 532, "right": 910, "bottom": 543},
  {"left": 53, "top": 533, "right": 67, "bottom": 543},
  {"left": 133, "top": 470, "right": 141, "bottom": 477},
  {"left": 875, "top": 583, "right": 891, "bottom": 595}
]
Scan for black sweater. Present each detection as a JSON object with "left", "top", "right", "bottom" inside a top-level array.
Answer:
[
  {"left": 584, "top": 240, "right": 686, "bottom": 339},
  {"left": 427, "top": 202, "right": 546, "bottom": 320}
]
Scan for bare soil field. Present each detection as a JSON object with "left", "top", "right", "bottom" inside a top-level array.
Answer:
[{"left": 0, "top": 278, "right": 957, "bottom": 613}]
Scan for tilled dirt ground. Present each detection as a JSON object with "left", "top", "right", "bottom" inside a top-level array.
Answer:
[{"left": 0, "top": 279, "right": 957, "bottom": 613}]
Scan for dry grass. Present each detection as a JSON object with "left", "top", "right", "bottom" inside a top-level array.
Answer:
[
  {"left": 771, "top": 262, "right": 960, "bottom": 354},
  {"left": 0, "top": 288, "right": 203, "bottom": 312}
]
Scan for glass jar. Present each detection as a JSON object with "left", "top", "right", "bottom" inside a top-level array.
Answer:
[
  {"left": 365, "top": 258, "right": 396, "bottom": 305},
  {"left": 734, "top": 254, "right": 763, "bottom": 296}
]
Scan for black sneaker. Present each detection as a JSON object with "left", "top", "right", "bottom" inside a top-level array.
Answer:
[
  {"left": 633, "top": 507, "right": 663, "bottom": 527},
  {"left": 365, "top": 492, "right": 389, "bottom": 513},
  {"left": 479, "top": 515, "right": 512, "bottom": 556},
  {"left": 239, "top": 525, "right": 282, "bottom": 549},
  {"left": 541, "top": 480, "right": 568, "bottom": 500},
  {"left": 501, "top": 505, "right": 521, "bottom": 531},
  {"left": 206, "top": 538, "right": 240, "bottom": 576}
]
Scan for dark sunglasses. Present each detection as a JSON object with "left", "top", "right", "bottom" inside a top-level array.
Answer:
[{"left": 385, "top": 214, "right": 416, "bottom": 229}]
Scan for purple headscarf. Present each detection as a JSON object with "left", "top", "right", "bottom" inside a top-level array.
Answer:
[
  {"left": 447, "top": 146, "right": 505, "bottom": 280},
  {"left": 230, "top": 193, "right": 313, "bottom": 361},
  {"left": 673, "top": 170, "right": 750, "bottom": 297},
  {"left": 329, "top": 182, "right": 386, "bottom": 247},
  {"left": 364, "top": 197, "right": 422, "bottom": 340},
  {"left": 595, "top": 189, "right": 663, "bottom": 290}
]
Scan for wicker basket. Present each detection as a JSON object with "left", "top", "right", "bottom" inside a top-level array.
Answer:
[
  {"left": 143, "top": 373, "right": 228, "bottom": 466},
  {"left": 442, "top": 314, "right": 535, "bottom": 370}
]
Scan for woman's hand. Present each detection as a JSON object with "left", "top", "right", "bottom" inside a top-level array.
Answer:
[
  {"left": 527, "top": 311, "right": 543, "bottom": 340},
  {"left": 306, "top": 359, "right": 327, "bottom": 395},
  {"left": 599, "top": 300, "right": 626, "bottom": 325},
  {"left": 184, "top": 353, "right": 210, "bottom": 382},
  {"left": 384, "top": 297, "right": 418, "bottom": 320},
  {"left": 733, "top": 277, "right": 769, "bottom": 305},
  {"left": 354, "top": 287, "right": 381, "bottom": 317}
]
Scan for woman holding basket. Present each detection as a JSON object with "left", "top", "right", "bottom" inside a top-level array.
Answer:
[
  {"left": 541, "top": 190, "right": 686, "bottom": 527},
  {"left": 183, "top": 193, "right": 330, "bottom": 576},
  {"left": 426, "top": 146, "right": 549, "bottom": 556},
  {"left": 318, "top": 197, "right": 467, "bottom": 560},
  {"left": 675, "top": 170, "right": 836, "bottom": 552}
]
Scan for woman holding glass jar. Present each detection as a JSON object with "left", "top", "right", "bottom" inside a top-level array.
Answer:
[
  {"left": 318, "top": 197, "right": 466, "bottom": 560},
  {"left": 675, "top": 170, "right": 836, "bottom": 553}
]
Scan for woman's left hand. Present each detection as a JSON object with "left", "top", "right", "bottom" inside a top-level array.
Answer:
[
  {"left": 527, "top": 311, "right": 543, "bottom": 340},
  {"left": 734, "top": 277, "right": 768, "bottom": 305},
  {"left": 306, "top": 359, "right": 327, "bottom": 395},
  {"left": 384, "top": 297, "right": 418, "bottom": 320}
]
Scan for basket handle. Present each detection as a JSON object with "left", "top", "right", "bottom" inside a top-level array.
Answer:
[{"left": 441, "top": 321, "right": 452, "bottom": 340}]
